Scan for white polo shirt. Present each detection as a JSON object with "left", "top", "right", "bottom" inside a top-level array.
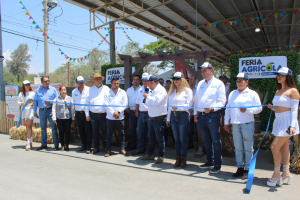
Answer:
[
  {"left": 104, "top": 88, "right": 128, "bottom": 120},
  {"left": 167, "top": 88, "right": 193, "bottom": 121},
  {"left": 126, "top": 85, "right": 141, "bottom": 111},
  {"left": 225, "top": 87, "right": 262, "bottom": 125},
  {"left": 135, "top": 86, "right": 151, "bottom": 112},
  {"left": 72, "top": 86, "right": 90, "bottom": 112},
  {"left": 145, "top": 84, "right": 167, "bottom": 117},
  {"left": 85, "top": 84, "right": 110, "bottom": 117},
  {"left": 194, "top": 76, "right": 226, "bottom": 115}
]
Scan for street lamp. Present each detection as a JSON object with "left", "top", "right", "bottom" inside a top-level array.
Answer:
[{"left": 255, "top": 27, "right": 261, "bottom": 32}]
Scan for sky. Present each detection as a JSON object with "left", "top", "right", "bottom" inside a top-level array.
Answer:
[{"left": 2, "top": 0, "right": 158, "bottom": 74}]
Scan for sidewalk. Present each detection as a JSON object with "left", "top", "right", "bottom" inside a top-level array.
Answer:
[{"left": 0, "top": 133, "right": 298, "bottom": 200}]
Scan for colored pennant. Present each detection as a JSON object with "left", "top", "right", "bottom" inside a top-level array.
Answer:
[{"left": 25, "top": 11, "right": 30, "bottom": 15}]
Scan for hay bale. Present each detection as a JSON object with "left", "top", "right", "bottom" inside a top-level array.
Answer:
[
  {"left": 291, "top": 146, "right": 300, "bottom": 173},
  {"left": 253, "top": 131, "right": 274, "bottom": 150}
]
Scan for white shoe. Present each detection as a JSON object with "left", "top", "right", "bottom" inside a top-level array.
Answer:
[
  {"left": 267, "top": 166, "right": 282, "bottom": 186},
  {"left": 281, "top": 165, "right": 292, "bottom": 185}
]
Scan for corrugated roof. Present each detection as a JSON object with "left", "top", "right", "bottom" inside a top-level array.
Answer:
[{"left": 63, "top": 0, "right": 300, "bottom": 63}]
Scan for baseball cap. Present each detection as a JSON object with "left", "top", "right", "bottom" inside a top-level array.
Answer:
[
  {"left": 166, "top": 79, "right": 172, "bottom": 82},
  {"left": 142, "top": 73, "right": 149, "bottom": 81},
  {"left": 76, "top": 76, "right": 85, "bottom": 83},
  {"left": 198, "top": 62, "right": 214, "bottom": 71},
  {"left": 148, "top": 74, "right": 159, "bottom": 82},
  {"left": 23, "top": 80, "right": 30, "bottom": 85},
  {"left": 234, "top": 73, "right": 249, "bottom": 80},
  {"left": 219, "top": 75, "right": 228, "bottom": 80},
  {"left": 275, "top": 67, "right": 292, "bottom": 76},
  {"left": 172, "top": 72, "right": 184, "bottom": 79}
]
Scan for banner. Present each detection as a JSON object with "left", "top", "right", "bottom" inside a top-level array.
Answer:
[
  {"left": 5, "top": 85, "right": 20, "bottom": 121},
  {"left": 239, "top": 56, "right": 287, "bottom": 79},
  {"left": 106, "top": 67, "right": 135, "bottom": 85},
  {"left": 175, "top": 60, "right": 188, "bottom": 78}
]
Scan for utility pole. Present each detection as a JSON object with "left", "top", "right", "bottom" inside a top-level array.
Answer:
[
  {"left": 43, "top": 0, "right": 49, "bottom": 76},
  {"left": 0, "top": 0, "right": 5, "bottom": 101},
  {"left": 68, "top": 62, "right": 70, "bottom": 87},
  {"left": 109, "top": 21, "right": 115, "bottom": 64}
]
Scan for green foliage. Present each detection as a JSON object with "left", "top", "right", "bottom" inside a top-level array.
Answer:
[
  {"left": 88, "top": 49, "right": 109, "bottom": 73},
  {"left": 228, "top": 51, "right": 300, "bottom": 131},
  {"left": 5, "top": 43, "right": 32, "bottom": 82},
  {"left": 100, "top": 63, "right": 142, "bottom": 90}
]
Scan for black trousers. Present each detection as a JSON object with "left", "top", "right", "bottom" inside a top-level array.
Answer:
[
  {"left": 75, "top": 111, "right": 92, "bottom": 149},
  {"left": 57, "top": 118, "right": 72, "bottom": 147}
]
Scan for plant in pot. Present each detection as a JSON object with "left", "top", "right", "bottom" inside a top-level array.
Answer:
[{"left": 252, "top": 88, "right": 268, "bottom": 134}]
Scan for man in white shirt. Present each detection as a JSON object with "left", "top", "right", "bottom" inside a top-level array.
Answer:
[
  {"left": 125, "top": 75, "right": 141, "bottom": 151},
  {"left": 131, "top": 73, "right": 150, "bottom": 155},
  {"left": 85, "top": 73, "right": 110, "bottom": 154},
  {"left": 104, "top": 77, "right": 128, "bottom": 157},
  {"left": 194, "top": 64, "right": 226, "bottom": 173},
  {"left": 141, "top": 75, "right": 168, "bottom": 164},
  {"left": 72, "top": 76, "right": 92, "bottom": 154}
]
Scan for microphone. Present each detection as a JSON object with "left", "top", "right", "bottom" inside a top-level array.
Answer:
[{"left": 143, "top": 88, "right": 149, "bottom": 103}]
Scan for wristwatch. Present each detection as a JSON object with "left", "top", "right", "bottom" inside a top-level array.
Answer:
[{"left": 118, "top": 111, "right": 120, "bottom": 114}]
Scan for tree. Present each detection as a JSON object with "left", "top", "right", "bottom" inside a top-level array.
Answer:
[
  {"left": 116, "top": 41, "right": 141, "bottom": 62},
  {"left": 5, "top": 44, "right": 32, "bottom": 82},
  {"left": 88, "top": 49, "right": 109, "bottom": 73}
]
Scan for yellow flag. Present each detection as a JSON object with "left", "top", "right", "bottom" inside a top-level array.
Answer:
[
  {"left": 25, "top": 11, "right": 30, "bottom": 15},
  {"left": 101, "top": 40, "right": 104, "bottom": 43},
  {"left": 189, "top": 25, "right": 193, "bottom": 27},
  {"left": 228, "top": 21, "right": 233, "bottom": 25},
  {"left": 265, "top": 49, "right": 268, "bottom": 51},
  {"left": 64, "top": 54, "right": 67, "bottom": 58},
  {"left": 53, "top": 41, "right": 55, "bottom": 44},
  {"left": 293, "top": 45, "right": 296, "bottom": 48},
  {"left": 91, "top": 51, "right": 94, "bottom": 54},
  {"left": 240, "top": 51, "right": 242, "bottom": 53},
  {"left": 154, "top": 28, "right": 156, "bottom": 30},
  {"left": 273, "top": 14, "right": 278, "bottom": 18},
  {"left": 250, "top": 18, "right": 254, "bottom": 21},
  {"left": 279, "top": 47, "right": 281, "bottom": 50},
  {"left": 77, "top": 58, "right": 79, "bottom": 62},
  {"left": 172, "top": 27, "right": 174, "bottom": 29},
  {"left": 39, "top": 29, "right": 43, "bottom": 32},
  {"left": 208, "top": 23, "right": 212, "bottom": 27}
]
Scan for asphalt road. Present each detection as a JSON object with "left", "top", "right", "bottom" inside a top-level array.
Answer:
[{"left": 0, "top": 133, "right": 298, "bottom": 200}]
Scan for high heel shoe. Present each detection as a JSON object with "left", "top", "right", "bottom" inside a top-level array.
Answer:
[
  {"left": 25, "top": 137, "right": 31, "bottom": 151},
  {"left": 267, "top": 166, "right": 282, "bottom": 186},
  {"left": 281, "top": 165, "right": 292, "bottom": 185}
]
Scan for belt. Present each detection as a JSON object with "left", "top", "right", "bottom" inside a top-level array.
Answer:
[
  {"left": 140, "top": 111, "right": 148, "bottom": 113},
  {"left": 149, "top": 115, "right": 167, "bottom": 120},
  {"left": 40, "top": 107, "right": 52, "bottom": 110},
  {"left": 76, "top": 110, "right": 85, "bottom": 113},
  {"left": 91, "top": 111, "right": 105, "bottom": 114},
  {"left": 198, "top": 110, "right": 220, "bottom": 115}
]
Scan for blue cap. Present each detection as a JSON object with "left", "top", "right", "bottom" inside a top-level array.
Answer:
[{"left": 148, "top": 74, "right": 159, "bottom": 82}]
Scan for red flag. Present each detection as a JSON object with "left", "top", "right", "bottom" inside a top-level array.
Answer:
[
  {"left": 282, "top": 46, "right": 285, "bottom": 49},
  {"left": 224, "top": 21, "right": 228, "bottom": 26},
  {"left": 297, "top": 44, "right": 299, "bottom": 46},
  {"left": 149, "top": 28, "right": 152, "bottom": 30},
  {"left": 137, "top": 28, "right": 140, "bottom": 30},
  {"left": 293, "top": 10, "right": 298, "bottom": 15},
  {"left": 269, "top": 48, "right": 272, "bottom": 51},
  {"left": 175, "top": 60, "right": 188, "bottom": 78},
  {"left": 268, "top": 15, "right": 272, "bottom": 19},
  {"left": 203, "top": 24, "right": 207, "bottom": 27},
  {"left": 245, "top": 19, "right": 250, "bottom": 23},
  {"left": 184, "top": 25, "right": 188, "bottom": 29},
  {"left": 231, "top": 51, "right": 234, "bottom": 54}
]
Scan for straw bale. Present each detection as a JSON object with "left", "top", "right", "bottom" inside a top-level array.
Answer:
[{"left": 291, "top": 146, "right": 300, "bottom": 173}]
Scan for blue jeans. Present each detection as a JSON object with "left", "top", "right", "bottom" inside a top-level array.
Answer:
[
  {"left": 39, "top": 108, "right": 58, "bottom": 146},
  {"left": 171, "top": 111, "right": 189, "bottom": 158},
  {"left": 136, "top": 112, "right": 149, "bottom": 152},
  {"left": 147, "top": 118, "right": 165, "bottom": 157},
  {"left": 232, "top": 122, "right": 254, "bottom": 171},
  {"left": 90, "top": 112, "right": 107, "bottom": 150},
  {"left": 106, "top": 119, "right": 125, "bottom": 151},
  {"left": 128, "top": 111, "right": 138, "bottom": 147},
  {"left": 187, "top": 115, "right": 195, "bottom": 146},
  {"left": 197, "top": 111, "right": 222, "bottom": 167}
]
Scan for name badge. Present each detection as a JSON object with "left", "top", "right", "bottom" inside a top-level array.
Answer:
[
  {"left": 74, "top": 94, "right": 78, "bottom": 96},
  {"left": 211, "top": 86, "right": 217, "bottom": 89}
]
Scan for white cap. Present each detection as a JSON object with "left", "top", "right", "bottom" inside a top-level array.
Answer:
[
  {"left": 142, "top": 72, "right": 149, "bottom": 81},
  {"left": 172, "top": 72, "right": 184, "bottom": 79},
  {"left": 234, "top": 73, "right": 249, "bottom": 80},
  {"left": 199, "top": 62, "right": 214, "bottom": 71},
  {"left": 23, "top": 80, "right": 30, "bottom": 85},
  {"left": 166, "top": 79, "right": 172, "bottom": 82},
  {"left": 76, "top": 76, "right": 85, "bottom": 83},
  {"left": 275, "top": 67, "right": 292, "bottom": 76}
]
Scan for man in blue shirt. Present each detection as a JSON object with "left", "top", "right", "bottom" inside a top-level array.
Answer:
[{"left": 33, "top": 76, "right": 59, "bottom": 150}]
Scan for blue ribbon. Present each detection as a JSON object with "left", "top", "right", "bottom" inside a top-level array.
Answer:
[
  {"left": 33, "top": 98, "right": 267, "bottom": 110},
  {"left": 244, "top": 110, "right": 273, "bottom": 194},
  {"left": 16, "top": 99, "right": 31, "bottom": 128}
]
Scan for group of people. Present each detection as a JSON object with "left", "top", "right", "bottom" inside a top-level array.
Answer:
[{"left": 18, "top": 64, "right": 299, "bottom": 186}]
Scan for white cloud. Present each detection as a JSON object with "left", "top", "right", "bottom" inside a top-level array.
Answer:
[
  {"left": 3, "top": 49, "right": 11, "bottom": 61},
  {"left": 27, "top": 65, "right": 43, "bottom": 74}
]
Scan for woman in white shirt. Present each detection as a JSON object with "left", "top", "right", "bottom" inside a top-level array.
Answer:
[
  {"left": 52, "top": 86, "right": 75, "bottom": 151},
  {"left": 18, "top": 80, "right": 35, "bottom": 151},
  {"left": 224, "top": 73, "right": 262, "bottom": 180},
  {"left": 166, "top": 72, "right": 193, "bottom": 169}
]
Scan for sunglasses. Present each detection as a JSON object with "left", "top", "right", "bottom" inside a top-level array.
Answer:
[
  {"left": 172, "top": 78, "right": 181, "bottom": 81},
  {"left": 159, "top": 82, "right": 164, "bottom": 84},
  {"left": 277, "top": 74, "right": 284, "bottom": 78},
  {"left": 44, "top": 80, "right": 50, "bottom": 83},
  {"left": 25, "top": 84, "right": 30, "bottom": 86}
]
